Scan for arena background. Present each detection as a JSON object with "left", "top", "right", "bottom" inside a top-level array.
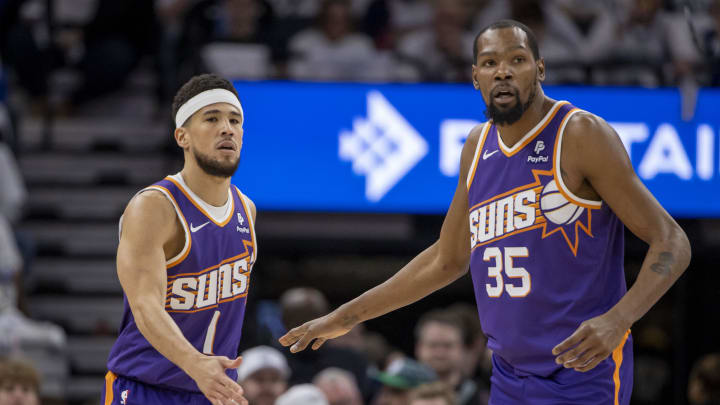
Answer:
[{"left": 1, "top": 0, "right": 719, "bottom": 404}]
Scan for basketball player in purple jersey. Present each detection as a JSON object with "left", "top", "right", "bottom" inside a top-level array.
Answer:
[
  {"left": 280, "top": 20, "right": 691, "bottom": 404},
  {"left": 102, "top": 74, "right": 256, "bottom": 405}
]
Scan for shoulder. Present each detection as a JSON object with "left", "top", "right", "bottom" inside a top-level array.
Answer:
[
  {"left": 459, "top": 123, "right": 489, "bottom": 176},
  {"left": 563, "top": 110, "right": 616, "bottom": 148},
  {"left": 122, "top": 189, "right": 178, "bottom": 235}
]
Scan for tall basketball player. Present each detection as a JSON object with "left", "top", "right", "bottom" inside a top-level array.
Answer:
[
  {"left": 103, "top": 74, "right": 256, "bottom": 405},
  {"left": 280, "top": 20, "right": 691, "bottom": 404}
]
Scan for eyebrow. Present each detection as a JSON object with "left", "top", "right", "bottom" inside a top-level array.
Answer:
[
  {"left": 202, "top": 109, "right": 243, "bottom": 118},
  {"left": 477, "top": 45, "right": 527, "bottom": 58}
]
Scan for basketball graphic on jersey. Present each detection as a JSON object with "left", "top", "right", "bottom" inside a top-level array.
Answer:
[{"left": 540, "top": 179, "right": 584, "bottom": 225}]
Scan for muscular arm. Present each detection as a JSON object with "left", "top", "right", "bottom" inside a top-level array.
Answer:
[
  {"left": 117, "top": 191, "right": 202, "bottom": 374},
  {"left": 280, "top": 125, "right": 485, "bottom": 352},
  {"left": 552, "top": 112, "right": 691, "bottom": 370},
  {"left": 117, "top": 191, "right": 246, "bottom": 404}
]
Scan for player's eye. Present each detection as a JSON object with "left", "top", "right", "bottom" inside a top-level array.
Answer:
[
  {"left": 513, "top": 56, "right": 525, "bottom": 63},
  {"left": 230, "top": 119, "right": 240, "bottom": 125},
  {"left": 482, "top": 59, "right": 496, "bottom": 67},
  {"left": 206, "top": 117, "right": 218, "bottom": 122}
]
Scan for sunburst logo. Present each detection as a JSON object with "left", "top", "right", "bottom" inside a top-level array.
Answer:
[{"left": 469, "top": 169, "right": 594, "bottom": 256}]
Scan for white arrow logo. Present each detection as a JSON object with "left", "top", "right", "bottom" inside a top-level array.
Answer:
[{"left": 339, "top": 91, "right": 428, "bottom": 202}]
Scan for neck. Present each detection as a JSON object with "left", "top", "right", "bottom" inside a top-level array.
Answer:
[
  {"left": 496, "top": 91, "right": 553, "bottom": 148},
  {"left": 180, "top": 162, "right": 231, "bottom": 207}
]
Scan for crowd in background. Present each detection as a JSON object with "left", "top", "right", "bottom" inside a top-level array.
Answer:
[{"left": 0, "top": 0, "right": 719, "bottom": 117}]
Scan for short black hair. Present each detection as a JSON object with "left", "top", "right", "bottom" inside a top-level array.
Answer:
[
  {"left": 172, "top": 73, "right": 239, "bottom": 127},
  {"left": 473, "top": 19, "right": 540, "bottom": 64}
]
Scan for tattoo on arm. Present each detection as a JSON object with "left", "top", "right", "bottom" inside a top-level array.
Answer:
[{"left": 650, "top": 251, "right": 674, "bottom": 276}]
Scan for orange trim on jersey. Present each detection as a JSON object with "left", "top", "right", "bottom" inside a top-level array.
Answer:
[
  {"left": 235, "top": 187, "right": 257, "bottom": 263},
  {"left": 551, "top": 109, "right": 602, "bottom": 209},
  {"left": 165, "top": 176, "right": 234, "bottom": 227},
  {"left": 166, "top": 240, "right": 253, "bottom": 279},
  {"left": 498, "top": 101, "right": 569, "bottom": 157},
  {"left": 146, "top": 185, "right": 192, "bottom": 269},
  {"left": 104, "top": 371, "right": 117, "bottom": 405},
  {"left": 613, "top": 330, "right": 631, "bottom": 405},
  {"left": 467, "top": 123, "right": 492, "bottom": 190}
]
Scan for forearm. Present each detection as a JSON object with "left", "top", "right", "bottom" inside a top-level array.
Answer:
[
  {"left": 131, "top": 298, "right": 203, "bottom": 373},
  {"left": 611, "top": 228, "right": 691, "bottom": 326},
  {"left": 331, "top": 242, "right": 468, "bottom": 329}
]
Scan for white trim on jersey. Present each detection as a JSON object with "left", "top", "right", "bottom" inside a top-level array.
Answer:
[
  {"left": 169, "top": 173, "right": 234, "bottom": 224},
  {"left": 119, "top": 186, "right": 192, "bottom": 266},
  {"left": 497, "top": 100, "right": 568, "bottom": 155},
  {"left": 466, "top": 122, "right": 491, "bottom": 190},
  {"left": 554, "top": 109, "right": 603, "bottom": 208},
  {"left": 238, "top": 190, "right": 258, "bottom": 264}
]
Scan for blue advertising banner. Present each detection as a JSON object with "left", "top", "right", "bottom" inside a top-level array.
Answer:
[{"left": 231, "top": 81, "right": 720, "bottom": 217}]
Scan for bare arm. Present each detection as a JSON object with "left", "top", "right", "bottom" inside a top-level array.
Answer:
[
  {"left": 552, "top": 112, "right": 691, "bottom": 371},
  {"left": 279, "top": 125, "right": 484, "bottom": 352},
  {"left": 117, "top": 191, "right": 247, "bottom": 404}
]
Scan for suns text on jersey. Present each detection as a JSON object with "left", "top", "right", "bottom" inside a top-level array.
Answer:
[
  {"left": 166, "top": 257, "right": 251, "bottom": 312},
  {"left": 469, "top": 188, "right": 544, "bottom": 250}
]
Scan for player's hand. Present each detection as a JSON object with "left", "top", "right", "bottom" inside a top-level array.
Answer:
[
  {"left": 186, "top": 355, "right": 248, "bottom": 405},
  {"left": 552, "top": 310, "right": 630, "bottom": 372},
  {"left": 278, "top": 313, "right": 354, "bottom": 353}
]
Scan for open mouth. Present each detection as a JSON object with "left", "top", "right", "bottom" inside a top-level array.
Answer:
[
  {"left": 493, "top": 89, "right": 516, "bottom": 103},
  {"left": 217, "top": 141, "right": 236, "bottom": 151}
]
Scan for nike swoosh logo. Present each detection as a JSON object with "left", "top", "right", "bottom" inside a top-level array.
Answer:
[
  {"left": 190, "top": 221, "right": 210, "bottom": 232},
  {"left": 483, "top": 149, "right": 499, "bottom": 160}
]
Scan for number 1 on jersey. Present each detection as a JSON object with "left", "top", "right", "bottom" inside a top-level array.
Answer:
[
  {"left": 202, "top": 310, "right": 221, "bottom": 354},
  {"left": 484, "top": 247, "right": 530, "bottom": 298}
]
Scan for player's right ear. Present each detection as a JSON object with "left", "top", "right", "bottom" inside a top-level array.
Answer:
[{"left": 174, "top": 127, "right": 189, "bottom": 149}]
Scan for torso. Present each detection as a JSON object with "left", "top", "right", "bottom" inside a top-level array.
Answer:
[
  {"left": 107, "top": 174, "right": 257, "bottom": 392},
  {"left": 465, "top": 101, "right": 627, "bottom": 377}
]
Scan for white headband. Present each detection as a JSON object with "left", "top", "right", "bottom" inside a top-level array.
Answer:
[{"left": 175, "top": 88, "right": 244, "bottom": 128}]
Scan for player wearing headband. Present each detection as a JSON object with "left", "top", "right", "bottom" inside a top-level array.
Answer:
[{"left": 102, "top": 74, "right": 255, "bottom": 405}]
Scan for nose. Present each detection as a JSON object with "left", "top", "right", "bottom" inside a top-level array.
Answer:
[
  {"left": 494, "top": 60, "right": 513, "bottom": 81},
  {"left": 220, "top": 117, "right": 234, "bottom": 136}
]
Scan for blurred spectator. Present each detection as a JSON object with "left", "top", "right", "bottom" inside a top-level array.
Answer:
[
  {"left": 688, "top": 353, "right": 720, "bottom": 405},
  {"left": 414, "top": 310, "right": 484, "bottom": 405},
  {"left": 201, "top": 0, "right": 277, "bottom": 80},
  {"left": 372, "top": 357, "right": 437, "bottom": 405},
  {"left": 237, "top": 346, "right": 290, "bottom": 405},
  {"left": 0, "top": 357, "right": 40, "bottom": 405},
  {"left": 279, "top": 287, "right": 370, "bottom": 396},
  {"left": 68, "top": 0, "right": 157, "bottom": 107},
  {"left": 592, "top": 0, "right": 697, "bottom": 86},
  {"left": 0, "top": 141, "right": 26, "bottom": 225},
  {"left": 0, "top": 0, "right": 57, "bottom": 114},
  {"left": 396, "top": 0, "right": 475, "bottom": 82},
  {"left": 363, "top": 0, "right": 433, "bottom": 49},
  {"left": 692, "top": 0, "right": 720, "bottom": 85},
  {"left": 288, "top": 0, "right": 380, "bottom": 81},
  {"left": 314, "top": 367, "right": 364, "bottom": 405},
  {"left": 276, "top": 383, "right": 330, "bottom": 405},
  {"left": 408, "top": 381, "right": 455, "bottom": 405},
  {"left": 471, "top": 0, "right": 511, "bottom": 34}
]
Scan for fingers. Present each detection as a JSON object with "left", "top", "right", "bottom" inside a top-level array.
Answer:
[
  {"left": 554, "top": 337, "right": 594, "bottom": 367},
  {"left": 279, "top": 325, "right": 306, "bottom": 347},
  {"left": 220, "top": 356, "right": 243, "bottom": 369},
  {"left": 290, "top": 333, "right": 315, "bottom": 353},
  {"left": 573, "top": 355, "right": 604, "bottom": 372},
  {"left": 311, "top": 338, "right": 327, "bottom": 351},
  {"left": 552, "top": 324, "right": 589, "bottom": 357}
]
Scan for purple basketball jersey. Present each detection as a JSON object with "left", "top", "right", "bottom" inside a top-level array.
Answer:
[
  {"left": 107, "top": 175, "right": 257, "bottom": 392},
  {"left": 467, "top": 101, "right": 627, "bottom": 377}
]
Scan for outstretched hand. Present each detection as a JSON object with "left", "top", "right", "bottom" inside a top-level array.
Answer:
[
  {"left": 552, "top": 310, "right": 630, "bottom": 373},
  {"left": 279, "top": 313, "right": 354, "bottom": 353}
]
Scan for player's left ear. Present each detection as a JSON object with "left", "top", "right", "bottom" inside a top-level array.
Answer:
[{"left": 537, "top": 58, "right": 546, "bottom": 82}]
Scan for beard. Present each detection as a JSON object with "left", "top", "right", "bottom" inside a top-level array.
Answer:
[
  {"left": 484, "top": 80, "right": 538, "bottom": 125},
  {"left": 193, "top": 148, "right": 240, "bottom": 178}
]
